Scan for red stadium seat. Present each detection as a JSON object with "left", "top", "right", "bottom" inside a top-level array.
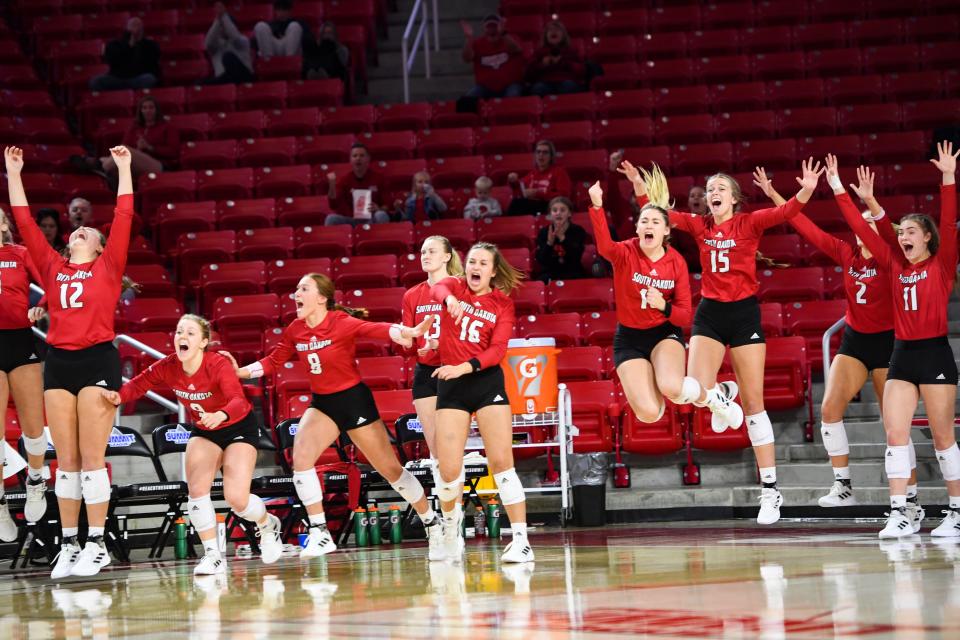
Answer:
[
  {"left": 541, "top": 92, "right": 598, "bottom": 123},
  {"left": 476, "top": 124, "right": 537, "bottom": 156},
  {"left": 118, "top": 332, "right": 173, "bottom": 384},
  {"left": 546, "top": 279, "right": 615, "bottom": 313},
  {"left": 757, "top": 267, "right": 824, "bottom": 303},
  {"left": 886, "top": 162, "right": 935, "bottom": 195},
  {"left": 618, "top": 395, "right": 684, "bottom": 455},
  {"left": 476, "top": 216, "right": 537, "bottom": 249},
  {"left": 320, "top": 104, "right": 376, "bottom": 134},
  {"left": 375, "top": 102, "right": 432, "bottom": 132},
  {"left": 688, "top": 29, "right": 742, "bottom": 57},
  {"left": 861, "top": 131, "right": 928, "bottom": 164},
  {"left": 759, "top": 302, "right": 784, "bottom": 337},
  {"left": 286, "top": 79, "right": 343, "bottom": 108},
  {"left": 565, "top": 380, "right": 616, "bottom": 453},
  {"left": 690, "top": 373, "right": 750, "bottom": 451},
  {"left": 296, "top": 133, "right": 355, "bottom": 165},
  {"left": 883, "top": 71, "right": 944, "bottom": 102},
  {"left": 594, "top": 118, "right": 654, "bottom": 150},
  {"left": 653, "top": 86, "right": 711, "bottom": 117},
  {"left": 378, "top": 158, "right": 430, "bottom": 192},
  {"left": 180, "top": 140, "right": 238, "bottom": 170},
  {"left": 598, "top": 9, "right": 649, "bottom": 38},
  {"left": 186, "top": 84, "right": 236, "bottom": 113},
  {"left": 276, "top": 195, "right": 330, "bottom": 227},
  {"left": 517, "top": 313, "right": 581, "bottom": 347},
  {"left": 120, "top": 297, "right": 185, "bottom": 333},
  {"left": 805, "top": 48, "right": 863, "bottom": 78},
  {"left": 597, "top": 89, "right": 654, "bottom": 120},
  {"left": 254, "top": 57, "right": 301, "bottom": 82},
  {"left": 638, "top": 59, "right": 695, "bottom": 89},
  {"left": 265, "top": 257, "right": 332, "bottom": 294},
  {"left": 777, "top": 107, "right": 837, "bottom": 138},
  {"left": 236, "top": 81, "right": 288, "bottom": 111},
  {"left": 356, "top": 356, "right": 407, "bottom": 391},
  {"left": 295, "top": 225, "right": 352, "bottom": 258},
  {"left": 825, "top": 75, "right": 885, "bottom": 106},
  {"left": 557, "top": 149, "right": 607, "bottom": 183},
  {"left": 254, "top": 165, "right": 312, "bottom": 198},
  {"left": 510, "top": 280, "right": 545, "bottom": 315},
  {"left": 236, "top": 227, "right": 295, "bottom": 262},
  {"left": 580, "top": 311, "right": 617, "bottom": 347},
  {"left": 557, "top": 346, "right": 605, "bottom": 382},
  {"left": 124, "top": 264, "right": 175, "bottom": 299},
  {"left": 359, "top": 130, "right": 418, "bottom": 160},
  {"left": 735, "top": 139, "right": 799, "bottom": 171},
  {"left": 213, "top": 293, "right": 280, "bottom": 361},
  {"left": 782, "top": 299, "right": 848, "bottom": 370},
  {"left": 797, "top": 135, "right": 862, "bottom": 167},
  {"left": 215, "top": 198, "right": 275, "bottom": 231},
  {"left": 165, "top": 112, "right": 211, "bottom": 141},
  {"left": 341, "top": 287, "right": 406, "bottom": 323},
  {"left": 697, "top": 54, "right": 751, "bottom": 84},
  {"left": 371, "top": 390, "right": 415, "bottom": 432},
  {"left": 482, "top": 96, "right": 543, "bottom": 126},
  {"left": 333, "top": 255, "right": 397, "bottom": 289},
  {"left": 863, "top": 45, "right": 920, "bottom": 74},
  {"left": 197, "top": 168, "right": 254, "bottom": 201},
  {"left": 429, "top": 100, "right": 479, "bottom": 129},
  {"left": 837, "top": 103, "right": 902, "bottom": 134},
  {"left": 354, "top": 222, "right": 414, "bottom": 256},
  {"left": 765, "top": 78, "right": 825, "bottom": 110},
  {"left": 757, "top": 234, "right": 806, "bottom": 267},
  {"left": 794, "top": 22, "right": 848, "bottom": 50},
  {"left": 199, "top": 261, "right": 266, "bottom": 316},
  {"left": 237, "top": 137, "right": 297, "bottom": 168},
  {"left": 485, "top": 153, "right": 533, "bottom": 185},
  {"left": 901, "top": 99, "right": 960, "bottom": 131},
  {"left": 429, "top": 156, "right": 486, "bottom": 190},
  {"left": 414, "top": 219, "right": 476, "bottom": 253},
  {"left": 155, "top": 201, "right": 216, "bottom": 253},
  {"left": 176, "top": 230, "right": 236, "bottom": 286},
  {"left": 655, "top": 114, "right": 715, "bottom": 145},
  {"left": 209, "top": 110, "right": 264, "bottom": 140},
  {"left": 138, "top": 171, "right": 197, "bottom": 215},
  {"left": 714, "top": 110, "right": 777, "bottom": 142},
  {"left": 264, "top": 107, "right": 320, "bottom": 137},
  {"left": 418, "top": 127, "right": 476, "bottom": 159},
  {"left": 673, "top": 143, "right": 734, "bottom": 176}
]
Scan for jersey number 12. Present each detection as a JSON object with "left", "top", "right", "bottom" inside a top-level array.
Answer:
[{"left": 59, "top": 282, "right": 84, "bottom": 308}]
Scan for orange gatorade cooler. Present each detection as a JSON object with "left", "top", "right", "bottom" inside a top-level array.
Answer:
[{"left": 501, "top": 338, "right": 561, "bottom": 414}]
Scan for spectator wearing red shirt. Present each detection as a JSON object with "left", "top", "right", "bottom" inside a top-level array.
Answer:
[
  {"left": 525, "top": 20, "right": 586, "bottom": 97},
  {"left": 325, "top": 143, "right": 391, "bottom": 226},
  {"left": 507, "top": 140, "right": 572, "bottom": 215},
  {"left": 461, "top": 15, "right": 524, "bottom": 99}
]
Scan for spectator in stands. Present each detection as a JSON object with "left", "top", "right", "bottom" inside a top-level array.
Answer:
[
  {"left": 535, "top": 196, "right": 587, "bottom": 282},
  {"left": 204, "top": 2, "right": 254, "bottom": 84},
  {"left": 507, "top": 140, "right": 572, "bottom": 215},
  {"left": 35, "top": 208, "right": 66, "bottom": 253},
  {"left": 253, "top": 0, "right": 313, "bottom": 59},
  {"left": 525, "top": 20, "right": 586, "bottom": 97},
  {"left": 464, "top": 176, "right": 503, "bottom": 219},
  {"left": 67, "top": 197, "right": 93, "bottom": 231},
  {"left": 304, "top": 21, "right": 350, "bottom": 83},
  {"left": 324, "top": 143, "right": 390, "bottom": 226},
  {"left": 396, "top": 171, "right": 447, "bottom": 222},
  {"left": 461, "top": 14, "right": 524, "bottom": 99},
  {"left": 89, "top": 17, "right": 161, "bottom": 91}
]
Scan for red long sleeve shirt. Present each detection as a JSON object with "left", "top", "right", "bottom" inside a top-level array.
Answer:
[
  {"left": 257, "top": 311, "right": 394, "bottom": 394},
  {"left": 430, "top": 277, "right": 515, "bottom": 370},
  {"left": 589, "top": 206, "right": 691, "bottom": 329},
  {"left": 641, "top": 195, "right": 803, "bottom": 302},
  {"left": 119, "top": 352, "right": 252, "bottom": 429},
  {"left": 514, "top": 165, "right": 572, "bottom": 202},
  {"left": 122, "top": 122, "right": 180, "bottom": 165},
  {"left": 11, "top": 194, "right": 133, "bottom": 349},
  {"left": 0, "top": 243, "right": 43, "bottom": 330},
  {"left": 841, "top": 185, "right": 957, "bottom": 340},
  {"left": 329, "top": 169, "right": 387, "bottom": 218},
  {"left": 402, "top": 280, "right": 443, "bottom": 367}
]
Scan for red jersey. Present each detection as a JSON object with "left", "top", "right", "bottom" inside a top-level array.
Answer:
[
  {"left": 514, "top": 166, "right": 572, "bottom": 202},
  {"left": 402, "top": 280, "right": 443, "bottom": 367},
  {"left": 430, "top": 277, "right": 515, "bottom": 369},
  {"left": 589, "top": 206, "right": 692, "bottom": 330},
  {"left": 471, "top": 35, "right": 525, "bottom": 93},
  {"left": 11, "top": 194, "right": 133, "bottom": 349},
  {"left": 119, "top": 352, "right": 251, "bottom": 430},
  {"left": 330, "top": 169, "right": 387, "bottom": 218},
  {"left": 788, "top": 204, "right": 898, "bottom": 334},
  {"left": 642, "top": 195, "right": 803, "bottom": 302},
  {"left": 0, "top": 243, "right": 43, "bottom": 330},
  {"left": 841, "top": 185, "right": 957, "bottom": 341},
  {"left": 257, "top": 311, "right": 393, "bottom": 395}
]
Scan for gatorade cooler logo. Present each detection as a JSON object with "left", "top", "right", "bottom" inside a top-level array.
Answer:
[
  {"left": 108, "top": 428, "right": 136, "bottom": 447},
  {"left": 508, "top": 355, "right": 547, "bottom": 401},
  {"left": 164, "top": 425, "right": 191, "bottom": 444}
]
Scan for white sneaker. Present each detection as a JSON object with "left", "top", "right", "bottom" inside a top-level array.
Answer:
[
  {"left": 879, "top": 508, "right": 913, "bottom": 539},
  {"left": 70, "top": 540, "right": 111, "bottom": 577},
  {"left": 300, "top": 524, "right": 337, "bottom": 558},
  {"left": 24, "top": 478, "right": 48, "bottom": 523},
  {"left": 906, "top": 501, "right": 925, "bottom": 534},
  {"left": 51, "top": 541, "right": 82, "bottom": 580},
  {"left": 931, "top": 509, "right": 960, "bottom": 538},
  {"left": 501, "top": 537, "right": 535, "bottom": 563},
  {"left": 757, "top": 487, "right": 783, "bottom": 525},
  {"left": 257, "top": 514, "right": 283, "bottom": 564},
  {"left": 0, "top": 497, "right": 17, "bottom": 542},
  {"left": 426, "top": 517, "right": 446, "bottom": 562},
  {"left": 194, "top": 552, "right": 227, "bottom": 576},
  {"left": 818, "top": 481, "right": 857, "bottom": 507},
  {"left": 708, "top": 382, "right": 744, "bottom": 433},
  {"left": 440, "top": 512, "right": 464, "bottom": 564}
]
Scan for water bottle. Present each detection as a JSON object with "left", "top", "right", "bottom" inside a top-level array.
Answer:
[
  {"left": 368, "top": 506, "right": 382, "bottom": 545},
  {"left": 216, "top": 513, "right": 226, "bottom": 554},
  {"left": 474, "top": 506, "right": 486, "bottom": 538},
  {"left": 486, "top": 499, "right": 501, "bottom": 538},
  {"left": 174, "top": 518, "right": 188, "bottom": 560},
  {"left": 389, "top": 505, "right": 403, "bottom": 543},
  {"left": 353, "top": 508, "right": 369, "bottom": 547}
]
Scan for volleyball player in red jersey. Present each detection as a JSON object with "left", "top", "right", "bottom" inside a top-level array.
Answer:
[
  {"left": 622, "top": 157, "right": 823, "bottom": 524},
  {"left": 753, "top": 164, "right": 923, "bottom": 526},
  {"left": 585, "top": 167, "right": 695, "bottom": 424},
  {"left": 430, "top": 242, "right": 532, "bottom": 563},
  {"left": 102, "top": 314, "right": 282, "bottom": 575},
  {"left": 0, "top": 208, "right": 49, "bottom": 537},
  {"left": 401, "top": 236, "right": 464, "bottom": 487},
  {"left": 839, "top": 143, "right": 960, "bottom": 538},
  {"left": 6, "top": 145, "right": 133, "bottom": 578},
  {"left": 224, "top": 273, "right": 444, "bottom": 558}
]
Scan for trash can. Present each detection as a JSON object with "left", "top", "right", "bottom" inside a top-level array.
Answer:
[{"left": 570, "top": 453, "right": 608, "bottom": 526}]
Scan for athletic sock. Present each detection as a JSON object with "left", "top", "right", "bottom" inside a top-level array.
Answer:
[
  {"left": 87, "top": 526, "right": 104, "bottom": 540},
  {"left": 418, "top": 507, "right": 438, "bottom": 526},
  {"left": 759, "top": 467, "right": 777, "bottom": 489},
  {"left": 63, "top": 526, "right": 79, "bottom": 541},
  {"left": 950, "top": 497, "right": 960, "bottom": 510},
  {"left": 833, "top": 466, "right": 851, "bottom": 482},
  {"left": 308, "top": 513, "right": 327, "bottom": 526},
  {"left": 890, "top": 495, "right": 907, "bottom": 510},
  {"left": 28, "top": 467, "right": 44, "bottom": 482},
  {"left": 202, "top": 538, "right": 220, "bottom": 557},
  {"left": 512, "top": 522, "right": 528, "bottom": 540},
  {"left": 906, "top": 484, "right": 918, "bottom": 502}
]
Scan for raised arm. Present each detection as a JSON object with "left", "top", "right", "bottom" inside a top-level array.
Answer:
[
  {"left": 931, "top": 140, "right": 958, "bottom": 273},
  {"left": 100, "top": 147, "right": 135, "bottom": 275},
  {"left": 746, "top": 158, "right": 822, "bottom": 233},
  {"left": 825, "top": 155, "right": 895, "bottom": 267},
  {"left": 4, "top": 147, "right": 59, "bottom": 268},
  {"left": 587, "top": 180, "right": 626, "bottom": 263},
  {"left": 848, "top": 165, "right": 899, "bottom": 251}
]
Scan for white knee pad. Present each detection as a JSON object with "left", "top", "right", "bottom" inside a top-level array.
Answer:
[
  {"left": 746, "top": 412, "right": 775, "bottom": 447},
  {"left": 235, "top": 494, "right": 266, "bottom": 522},
  {"left": 908, "top": 438, "right": 917, "bottom": 470},
  {"left": 936, "top": 443, "right": 960, "bottom": 482},
  {"left": 293, "top": 469, "right": 324, "bottom": 507},
  {"left": 55, "top": 470, "right": 82, "bottom": 501},
  {"left": 494, "top": 468, "right": 526, "bottom": 506},
  {"left": 187, "top": 494, "right": 217, "bottom": 533},
  {"left": 80, "top": 468, "right": 111, "bottom": 505},
  {"left": 436, "top": 466, "right": 465, "bottom": 503},
  {"left": 885, "top": 445, "right": 911, "bottom": 480},
  {"left": 677, "top": 376, "right": 702, "bottom": 405},
  {"left": 820, "top": 421, "right": 849, "bottom": 457},
  {"left": 22, "top": 433, "right": 48, "bottom": 457},
  {"left": 389, "top": 468, "right": 425, "bottom": 505}
]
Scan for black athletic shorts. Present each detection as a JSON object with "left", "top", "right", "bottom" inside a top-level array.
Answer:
[
  {"left": 311, "top": 382, "right": 380, "bottom": 431},
  {"left": 0, "top": 327, "right": 42, "bottom": 373},
  {"left": 837, "top": 326, "right": 895, "bottom": 372},
  {"left": 437, "top": 365, "right": 511, "bottom": 414},
  {"left": 191, "top": 411, "right": 261, "bottom": 449},
  {"left": 43, "top": 341, "right": 121, "bottom": 395},
  {"left": 692, "top": 296, "right": 765, "bottom": 347},
  {"left": 613, "top": 322, "right": 685, "bottom": 368},
  {"left": 412, "top": 363, "right": 439, "bottom": 400},
  {"left": 887, "top": 336, "right": 959, "bottom": 386}
]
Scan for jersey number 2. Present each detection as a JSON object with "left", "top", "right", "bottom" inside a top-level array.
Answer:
[
  {"left": 710, "top": 249, "right": 730, "bottom": 273},
  {"left": 59, "top": 282, "right": 84, "bottom": 308},
  {"left": 855, "top": 281, "right": 867, "bottom": 304}
]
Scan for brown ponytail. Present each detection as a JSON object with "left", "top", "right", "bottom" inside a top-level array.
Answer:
[
  {"left": 469, "top": 242, "right": 525, "bottom": 295},
  {"left": 306, "top": 272, "right": 370, "bottom": 319}
]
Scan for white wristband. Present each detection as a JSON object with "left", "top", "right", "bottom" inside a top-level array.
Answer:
[
  {"left": 827, "top": 174, "right": 843, "bottom": 193},
  {"left": 389, "top": 324, "right": 404, "bottom": 341},
  {"left": 869, "top": 208, "right": 886, "bottom": 221},
  {"left": 243, "top": 362, "right": 264, "bottom": 379}
]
